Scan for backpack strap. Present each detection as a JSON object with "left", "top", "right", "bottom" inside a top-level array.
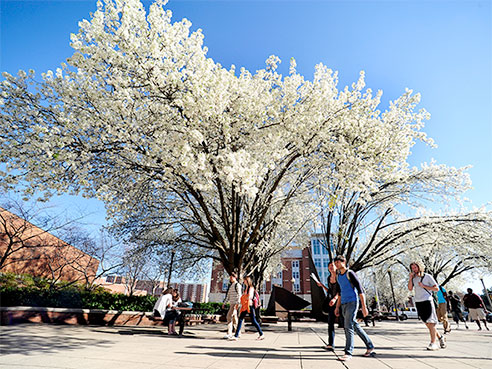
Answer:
[{"left": 420, "top": 274, "right": 433, "bottom": 296}]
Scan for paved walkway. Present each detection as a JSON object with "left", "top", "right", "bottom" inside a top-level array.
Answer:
[{"left": 1, "top": 320, "right": 491, "bottom": 368}]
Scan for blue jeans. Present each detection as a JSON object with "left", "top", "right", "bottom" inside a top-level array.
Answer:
[
  {"left": 235, "top": 307, "right": 263, "bottom": 337},
  {"left": 341, "top": 300, "right": 374, "bottom": 355}
]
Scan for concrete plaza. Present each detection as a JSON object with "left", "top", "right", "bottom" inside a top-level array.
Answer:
[{"left": 1, "top": 319, "right": 491, "bottom": 369}]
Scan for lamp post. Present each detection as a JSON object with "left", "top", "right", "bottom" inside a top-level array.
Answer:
[
  {"left": 167, "top": 249, "right": 175, "bottom": 288},
  {"left": 373, "top": 271, "right": 381, "bottom": 312},
  {"left": 291, "top": 277, "right": 296, "bottom": 294},
  {"left": 479, "top": 276, "right": 492, "bottom": 310},
  {"left": 388, "top": 270, "right": 400, "bottom": 322},
  {"left": 263, "top": 275, "right": 270, "bottom": 308}
]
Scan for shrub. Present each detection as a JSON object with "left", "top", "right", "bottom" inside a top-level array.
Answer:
[{"left": 0, "top": 272, "right": 158, "bottom": 311}]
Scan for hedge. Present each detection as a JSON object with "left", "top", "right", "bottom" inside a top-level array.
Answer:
[
  {"left": 0, "top": 272, "right": 225, "bottom": 314},
  {"left": 0, "top": 285, "right": 158, "bottom": 311}
]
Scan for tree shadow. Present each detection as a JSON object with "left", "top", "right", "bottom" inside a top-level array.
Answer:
[{"left": 0, "top": 325, "right": 113, "bottom": 355}]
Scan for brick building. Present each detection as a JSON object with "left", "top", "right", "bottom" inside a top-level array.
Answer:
[
  {"left": 0, "top": 207, "right": 99, "bottom": 284},
  {"left": 209, "top": 247, "right": 313, "bottom": 305},
  {"left": 94, "top": 275, "right": 208, "bottom": 302},
  {"left": 209, "top": 234, "right": 335, "bottom": 307}
]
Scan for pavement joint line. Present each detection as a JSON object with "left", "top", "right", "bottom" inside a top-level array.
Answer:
[
  {"left": 308, "top": 326, "right": 347, "bottom": 367},
  {"left": 451, "top": 358, "right": 487, "bottom": 369},
  {"left": 252, "top": 333, "right": 277, "bottom": 369}
]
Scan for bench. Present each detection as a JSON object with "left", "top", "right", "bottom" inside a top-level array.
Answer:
[
  {"left": 277, "top": 310, "right": 312, "bottom": 331},
  {"left": 151, "top": 307, "right": 192, "bottom": 335}
]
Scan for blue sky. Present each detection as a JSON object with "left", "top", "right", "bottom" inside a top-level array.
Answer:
[{"left": 1, "top": 1, "right": 491, "bottom": 286}]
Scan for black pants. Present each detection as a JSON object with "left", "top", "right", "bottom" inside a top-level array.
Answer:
[{"left": 327, "top": 306, "right": 336, "bottom": 346}]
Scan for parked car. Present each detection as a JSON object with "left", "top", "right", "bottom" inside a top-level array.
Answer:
[
  {"left": 400, "top": 307, "right": 419, "bottom": 319},
  {"left": 486, "top": 312, "right": 492, "bottom": 323}
]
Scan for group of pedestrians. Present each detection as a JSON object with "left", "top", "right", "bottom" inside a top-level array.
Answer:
[
  {"left": 411, "top": 263, "right": 489, "bottom": 334},
  {"left": 157, "top": 258, "right": 488, "bottom": 359},
  {"left": 317, "top": 255, "right": 375, "bottom": 362},
  {"left": 314, "top": 257, "right": 489, "bottom": 360},
  {"left": 222, "top": 273, "right": 265, "bottom": 341}
]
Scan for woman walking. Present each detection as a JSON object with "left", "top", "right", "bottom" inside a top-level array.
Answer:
[
  {"left": 317, "top": 261, "right": 340, "bottom": 350},
  {"left": 230, "top": 276, "right": 265, "bottom": 341}
]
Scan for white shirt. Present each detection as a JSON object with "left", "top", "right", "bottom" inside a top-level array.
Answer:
[
  {"left": 412, "top": 274, "right": 437, "bottom": 303},
  {"left": 153, "top": 293, "right": 173, "bottom": 317}
]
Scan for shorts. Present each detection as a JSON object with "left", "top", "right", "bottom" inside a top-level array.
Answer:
[
  {"left": 416, "top": 300, "right": 438, "bottom": 324},
  {"left": 468, "top": 308, "right": 486, "bottom": 321}
]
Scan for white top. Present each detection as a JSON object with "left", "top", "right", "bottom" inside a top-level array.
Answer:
[
  {"left": 412, "top": 273, "right": 437, "bottom": 302},
  {"left": 153, "top": 293, "right": 173, "bottom": 318}
]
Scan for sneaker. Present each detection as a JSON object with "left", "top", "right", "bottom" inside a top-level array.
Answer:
[
  {"left": 339, "top": 355, "right": 352, "bottom": 362},
  {"left": 223, "top": 335, "right": 231, "bottom": 339},
  {"left": 439, "top": 336, "right": 446, "bottom": 349},
  {"left": 228, "top": 336, "right": 238, "bottom": 341},
  {"left": 256, "top": 335, "right": 265, "bottom": 340},
  {"left": 427, "top": 343, "right": 439, "bottom": 351}
]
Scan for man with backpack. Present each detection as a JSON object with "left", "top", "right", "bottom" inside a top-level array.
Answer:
[
  {"left": 436, "top": 284, "right": 451, "bottom": 333},
  {"left": 334, "top": 255, "right": 375, "bottom": 362},
  {"left": 448, "top": 291, "right": 469, "bottom": 329},
  {"left": 222, "top": 272, "right": 242, "bottom": 339}
]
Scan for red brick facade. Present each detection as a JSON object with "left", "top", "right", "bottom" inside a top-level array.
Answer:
[
  {"left": 209, "top": 247, "right": 312, "bottom": 304},
  {"left": 0, "top": 207, "right": 99, "bottom": 284}
]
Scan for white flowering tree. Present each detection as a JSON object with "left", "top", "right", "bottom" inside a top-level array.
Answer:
[
  {"left": 1, "top": 0, "right": 433, "bottom": 275},
  {"left": 397, "top": 212, "right": 492, "bottom": 286},
  {"left": 316, "top": 159, "right": 492, "bottom": 273},
  {"left": 359, "top": 263, "right": 411, "bottom": 311}
]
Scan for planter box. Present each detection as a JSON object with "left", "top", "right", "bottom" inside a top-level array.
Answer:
[{"left": 1, "top": 306, "right": 165, "bottom": 327}]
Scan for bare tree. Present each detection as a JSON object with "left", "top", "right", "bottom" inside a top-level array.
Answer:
[{"left": 0, "top": 198, "right": 100, "bottom": 286}]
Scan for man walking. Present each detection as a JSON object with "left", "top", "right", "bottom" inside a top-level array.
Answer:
[
  {"left": 222, "top": 272, "right": 242, "bottom": 339},
  {"left": 408, "top": 262, "right": 447, "bottom": 351},
  {"left": 463, "top": 288, "right": 489, "bottom": 331},
  {"left": 436, "top": 284, "right": 451, "bottom": 333},
  {"left": 448, "top": 291, "right": 469, "bottom": 329},
  {"left": 334, "top": 255, "right": 375, "bottom": 362}
]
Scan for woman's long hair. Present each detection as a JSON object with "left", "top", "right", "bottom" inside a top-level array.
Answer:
[{"left": 244, "top": 276, "right": 254, "bottom": 290}]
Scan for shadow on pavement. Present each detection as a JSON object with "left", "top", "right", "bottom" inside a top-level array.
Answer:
[
  {"left": 0, "top": 325, "right": 113, "bottom": 355},
  {"left": 89, "top": 327, "right": 206, "bottom": 339},
  {"left": 176, "top": 344, "right": 492, "bottom": 362}
]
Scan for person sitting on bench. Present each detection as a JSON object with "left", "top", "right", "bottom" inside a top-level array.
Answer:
[{"left": 154, "top": 288, "right": 179, "bottom": 335}]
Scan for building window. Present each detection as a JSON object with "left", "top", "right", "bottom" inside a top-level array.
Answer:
[
  {"left": 292, "top": 260, "right": 300, "bottom": 292},
  {"left": 222, "top": 279, "right": 229, "bottom": 292},
  {"left": 312, "top": 239, "right": 320, "bottom": 255},
  {"left": 292, "top": 260, "right": 300, "bottom": 279},
  {"left": 106, "top": 276, "right": 115, "bottom": 283}
]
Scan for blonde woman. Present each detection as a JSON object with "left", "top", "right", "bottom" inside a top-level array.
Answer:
[{"left": 408, "top": 262, "right": 446, "bottom": 351}]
